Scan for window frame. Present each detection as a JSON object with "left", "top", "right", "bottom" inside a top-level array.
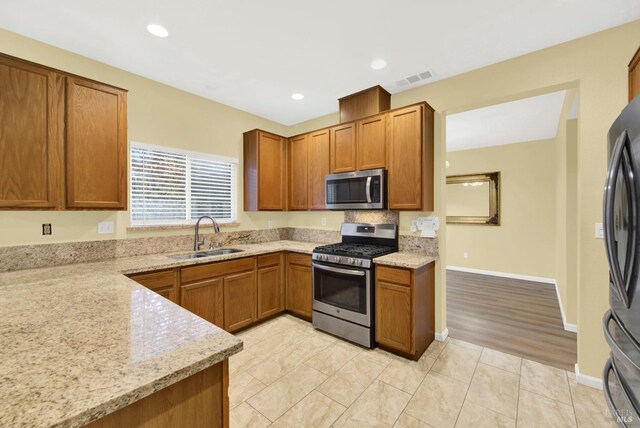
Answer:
[{"left": 129, "top": 141, "right": 238, "bottom": 227}]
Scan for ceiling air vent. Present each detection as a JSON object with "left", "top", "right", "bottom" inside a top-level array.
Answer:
[{"left": 396, "top": 70, "right": 435, "bottom": 87}]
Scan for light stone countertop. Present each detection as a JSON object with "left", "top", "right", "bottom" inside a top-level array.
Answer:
[
  {"left": 373, "top": 252, "right": 437, "bottom": 269},
  {"left": 0, "top": 239, "right": 434, "bottom": 427}
]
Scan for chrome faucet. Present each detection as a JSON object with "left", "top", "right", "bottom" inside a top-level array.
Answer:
[{"left": 194, "top": 216, "right": 221, "bottom": 251}]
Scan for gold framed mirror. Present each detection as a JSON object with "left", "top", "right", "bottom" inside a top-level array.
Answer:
[{"left": 446, "top": 172, "right": 500, "bottom": 225}]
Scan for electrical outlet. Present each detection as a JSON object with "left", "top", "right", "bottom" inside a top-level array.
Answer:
[
  {"left": 42, "top": 224, "right": 52, "bottom": 235},
  {"left": 268, "top": 220, "right": 273, "bottom": 229},
  {"left": 321, "top": 217, "right": 327, "bottom": 226},
  {"left": 595, "top": 223, "right": 604, "bottom": 239},
  {"left": 98, "top": 221, "right": 114, "bottom": 234},
  {"left": 463, "top": 252, "right": 469, "bottom": 259}
]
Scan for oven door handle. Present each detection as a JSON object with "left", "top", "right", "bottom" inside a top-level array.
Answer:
[
  {"left": 366, "top": 176, "right": 372, "bottom": 203},
  {"left": 313, "top": 263, "right": 366, "bottom": 276}
]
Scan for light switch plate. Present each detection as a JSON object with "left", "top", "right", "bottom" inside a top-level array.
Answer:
[
  {"left": 98, "top": 221, "right": 114, "bottom": 234},
  {"left": 595, "top": 223, "right": 604, "bottom": 239},
  {"left": 321, "top": 217, "right": 327, "bottom": 226}
]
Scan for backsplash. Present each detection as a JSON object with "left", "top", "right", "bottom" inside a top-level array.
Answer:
[
  {"left": 343, "top": 210, "right": 399, "bottom": 225},
  {"left": 0, "top": 227, "right": 437, "bottom": 272}
]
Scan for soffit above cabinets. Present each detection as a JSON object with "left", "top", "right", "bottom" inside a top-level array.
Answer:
[
  {"left": 0, "top": 0, "right": 638, "bottom": 125},
  {"left": 446, "top": 90, "right": 568, "bottom": 152}
]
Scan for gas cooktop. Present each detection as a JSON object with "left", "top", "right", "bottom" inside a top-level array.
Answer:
[{"left": 313, "top": 242, "right": 396, "bottom": 259}]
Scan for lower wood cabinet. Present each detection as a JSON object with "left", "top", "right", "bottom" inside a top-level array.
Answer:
[
  {"left": 127, "top": 269, "right": 179, "bottom": 304},
  {"left": 375, "top": 263, "right": 435, "bottom": 359},
  {"left": 129, "top": 253, "right": 288, "bottom": 333},
  {"left": 285, "top": 252, "right": 313, "bottom": 320},
  {"left": 223, "top": 269, "right": 257, "bottom": 332},
  {"left": 181, "top": 278, "right": 224, "bottom": 328},
  {"left": 257, "top": 253, "right": 285, "bottom": 320},
  {"left": 87, "top": 360, "right": 228, "bottom": 428}
]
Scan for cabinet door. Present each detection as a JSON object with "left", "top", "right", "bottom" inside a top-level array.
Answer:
[
  {"left": 0, "top": 55, "right": 64, "bottom": 208},
  {"left": 357, "top": 114, "right": 386, "bottom": 170},
  {"left": 257, "top": 264, "right": 284, "bottom": 319},
  {"left": 181, "top": 278, "right": 224, "bottom": 327},
  {"left": 288, "top": 134, "right": 308, "bottom": 210},
  {"left": 387, "top": 105, "right": 424, "bottom": 210},
  {"left": 223, "top": 270, "right": 257, "bottom": 332},
  {"left": 286, "top": 263, "right": 312, "bottom": 319},
  {"left": 630, "top": 46, "right": 640, "bottom": 102},
  {"left": 308, "top": 129, "right": 330, "bottom": 210},
  {"left": 330, "top": 123, "right": 357, "bottom": 173},
  {"left": 258, "top": 131, "right": 286, "bottom": 210},
  {"left": 128, "top": 269, "right": 179, "bottom": 303},
  {"left": 376, "top": 280, "right": 413, "bottom": 353},
  {"left": 66, "top": 77, "right": 127, "bottom": 209}
]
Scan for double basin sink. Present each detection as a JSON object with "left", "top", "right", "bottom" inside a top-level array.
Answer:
[{"left": 168, "top": 248, "right": 244, "bottom": 260}]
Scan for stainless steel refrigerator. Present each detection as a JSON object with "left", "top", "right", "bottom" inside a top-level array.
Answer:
[{"left": 603, "top": 96, "right": 640, "bottom": 426}]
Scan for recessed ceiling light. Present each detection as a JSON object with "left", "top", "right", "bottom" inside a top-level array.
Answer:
[
  {"left": 370, "top": 59, "right": 387, "bottom": 70},
  {"left": 147, "top": 24, "right": 169, "bottom": 38},
  {"left": 291, "top": 93, "right": 304, "bottom": 100}
]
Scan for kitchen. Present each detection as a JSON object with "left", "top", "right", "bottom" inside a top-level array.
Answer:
[{"left": 1, "top": 2, "right": 639, "bottom": 427}]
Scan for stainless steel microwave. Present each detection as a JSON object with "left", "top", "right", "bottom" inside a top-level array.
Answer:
[{"left": 325, "top": 168, "right": 386, "bottom": 210}]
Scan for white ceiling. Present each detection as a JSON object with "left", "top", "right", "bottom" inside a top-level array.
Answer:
[
  {"left": 0, "top": 1, "right": 638, "bottom": 125},
  {"left": 446, "top": 90, "right": 568, "bottom": 152}
]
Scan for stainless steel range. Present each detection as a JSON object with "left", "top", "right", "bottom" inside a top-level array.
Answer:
[{"left": 312, "top": 223, "right": 398, "bottom": 348}]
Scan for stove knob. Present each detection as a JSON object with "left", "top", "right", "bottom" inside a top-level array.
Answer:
[
  {"left": 356, "top": 259, "right": 362, "bottom": 266},
  {"left": 348, "top": 258, "right": 355, "bottom": 265},
  {"left": 335, "top": 256, "right": 341, "bottom": 263},
  {"left": 321, "top": 254, "right": 328, "bottom": 261}
]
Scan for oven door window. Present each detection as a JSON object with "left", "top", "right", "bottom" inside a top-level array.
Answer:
[{"left": 313, "top": 265, "right": 367, "bottom": 314}]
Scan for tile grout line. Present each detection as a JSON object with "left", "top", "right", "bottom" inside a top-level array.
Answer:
[
  {"left": 565, "top": 370, "right": 580, "bottom": 427},
  {"left": 451, "top": 345, "right": 481, "bottom": 427},
  {"left": 515, "top": 356, "right": 522, "bottom": 427}
]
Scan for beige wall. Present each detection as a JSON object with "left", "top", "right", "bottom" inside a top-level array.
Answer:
[
  {"left": 0, "top": 28, "right": 291, "bottom": 246},
  {"left": 446, "top": 140, "right": 557, "bottom": 278}
]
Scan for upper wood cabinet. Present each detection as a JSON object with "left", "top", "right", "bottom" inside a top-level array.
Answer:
[
  {"left": 66, "top": 77, "right": 127, "bottom": 209},
  {"left": 307, "top": 129, "right": 330, "bottom": 210},
  {"left": 357, "top": 114, "right": 387, "bottom": 171},
  {"left": 338, "top": 85, "right": 390, "bottom": 123},
  {"left": 288, "top": 134, "right": 308, "bottom": 210},
  {"left": 387, "top": 103, "right": 434, "bottom": 211},
  {"left": 244, "top": 129, "right": 287, "bottom": 211},
  {"left": 630, "top": 46, "right": 640, "bottom": 102},
  {"left": 0, "top": 55, "right": 64, "bottom": 209},
  {"left": 0, "top": 53, "right": 128, "bottom": 211},
  {"left": 330, "top": 123, "right": 357, "bottom": 173}
]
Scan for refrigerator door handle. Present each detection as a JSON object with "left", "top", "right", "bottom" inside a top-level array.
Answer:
[
  {"left": 603, "top": 310, "right": 640, "bottom": 371},
  {"left": 604, "top": 130, "right": 634, "bottom": 308}
]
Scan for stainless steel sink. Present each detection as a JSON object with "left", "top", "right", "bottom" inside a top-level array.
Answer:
[{"left": 168, "top": 248, "right": 243, "bottom": 260}]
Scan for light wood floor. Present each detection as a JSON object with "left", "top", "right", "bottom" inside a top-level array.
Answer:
[{"left": 446, "top": 270, "right": 577, "bottom": 371}]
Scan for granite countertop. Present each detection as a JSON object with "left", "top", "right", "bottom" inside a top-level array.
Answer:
[
  {"left": 0, "top": 239, "right": 435, "bottom": 427},
  {"left": 373, "top": 252, "right": 437, "bottom": 269}
]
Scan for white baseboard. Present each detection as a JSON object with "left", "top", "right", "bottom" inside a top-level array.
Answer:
[
  {"left": 447, "top": 266, "right": 577, "bottom": 333},
  {"left": 435, "top": 328, "right": 449, "bottom": 342},
  {"left": 575, "top": 363, "right": 603, "bottom": 390},
  {"left": 446, "top": 265, "right": 555, "bottom": 284}
]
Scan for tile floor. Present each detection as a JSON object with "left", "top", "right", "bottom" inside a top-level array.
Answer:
[{"left": 229, "top": 315, "right": 615, "bottom": 427}]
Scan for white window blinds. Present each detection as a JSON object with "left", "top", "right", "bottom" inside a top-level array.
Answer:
[{"left": 130, "top": 142, "right": 237, "bottom": 225}]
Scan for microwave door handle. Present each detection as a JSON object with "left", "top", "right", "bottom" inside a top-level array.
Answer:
[
  {"left": 604, "top": 130, "right": 631, "bottom": 308},
  {"left": 366, "top": 176, "right": 372, "bottom": 203},
  {"left": 313, "top": 263, "right": 366, "bottom": 276}
]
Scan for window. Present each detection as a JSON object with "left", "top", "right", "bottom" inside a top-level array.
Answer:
[{"left": 130, "top": 142, "right": 237, "bottom": 225}]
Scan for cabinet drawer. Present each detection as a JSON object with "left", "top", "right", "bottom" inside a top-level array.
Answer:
[
  {"left": 128, "top": 269, "right": 176, "bottom": 291},
  {"left": 181, "top": 257, "right": 255, "bottom": 284},
  {"left": 258, "top": 252, "right": 281, "bottom": 268},
  {"left": 287, "top": 252, "right": 311, "bottom": 267},
  {"left": 376, "top": 266, "right": 411, "bottom": 286}
]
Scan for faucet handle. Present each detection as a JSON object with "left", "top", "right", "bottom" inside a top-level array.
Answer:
[{"left": 208, "top": 242, "right": 214, "bottom": 250}]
